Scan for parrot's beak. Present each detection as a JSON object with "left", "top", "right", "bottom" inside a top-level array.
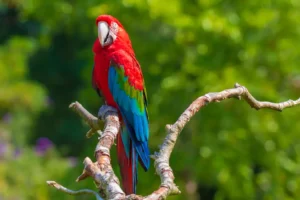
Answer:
[{"left": 98, "top": 21, "right": 109, "bottom": 47}]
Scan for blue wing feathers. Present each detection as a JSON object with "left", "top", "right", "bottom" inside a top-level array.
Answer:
[
  {"left": 121, "top": 126, "right": 130, "bottom": 158},
  {"left": 108, "top": 66, "right": 150, "bottom": 171},
  {"left": 133, "top": 114, "right": 141, "bottom": 140},
  {"left": 134, "top": 114, "right": 145, "bottom": 141},
  {"left": 142, "top": 114, "right": 149, "bottom": 139},
  {"left": 120, "top": 107, "right": 150, "bottom": 170}
]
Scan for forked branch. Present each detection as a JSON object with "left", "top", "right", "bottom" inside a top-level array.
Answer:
[{"left": 47, "top": 83, "right": 300, "bottom": 199}]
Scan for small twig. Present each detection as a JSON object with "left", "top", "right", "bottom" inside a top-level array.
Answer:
[
  {"left": 46, "top": 181, "right": 103, "bottom": 200},
  {"left": 69, "top": 101, "right": 102, "bottom": 138}
]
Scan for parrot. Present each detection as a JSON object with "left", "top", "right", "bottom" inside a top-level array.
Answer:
[{"left": 91, "top": 15, "right": 150, "bottom": 194}]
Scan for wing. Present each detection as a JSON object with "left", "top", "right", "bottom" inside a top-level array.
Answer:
[{"left": 108, "top": 56, "right": 150, "bottom": 170}]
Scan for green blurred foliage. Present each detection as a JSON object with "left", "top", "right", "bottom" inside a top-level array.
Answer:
[{"left": 0, "top": 0, "right": 300, "bottom": 199}]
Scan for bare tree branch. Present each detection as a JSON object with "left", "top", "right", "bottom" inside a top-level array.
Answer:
[
  {"left": 47, "top": 83, "right": 300, "bottom": 199},
  {"left": 71, "top": 103, "right": 125, "bottom": 199}
]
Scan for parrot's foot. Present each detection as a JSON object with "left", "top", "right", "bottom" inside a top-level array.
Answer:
[{"left": 98, "top": 105, "right": 118, "bottom": 120}]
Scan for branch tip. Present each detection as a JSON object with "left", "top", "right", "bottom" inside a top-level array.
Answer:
[
  {"left": 83, "top": 157, "right": 93, "bottom": 165},
  {"left": 47, "top": 180, "right": 58, "bottom": 188},
  {"left": 234, "top": 82, "right": 241, "bottom": 88},
  {"left": 165, "top": 124, "right": 172, "bottom": 131},
  {"left": 76, "top": 171, "right": 89, "bottom": 182},
  {"left": 69, "top": 103, "right": 75, "bottom": 108},
  {"left": 86, "top": 128, "right": 96, "bottom": 138},
  {"left": 150, "top": 154, "right": 157, "bottom": 160}
]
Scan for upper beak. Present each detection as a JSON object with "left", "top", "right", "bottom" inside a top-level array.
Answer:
[{"left": 98, "top": 21, "right": 109, "bottom": 47}]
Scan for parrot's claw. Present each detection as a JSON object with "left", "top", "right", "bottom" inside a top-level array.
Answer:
[{"left": 97, "top": 105, "right": 118, "bottom": 120}]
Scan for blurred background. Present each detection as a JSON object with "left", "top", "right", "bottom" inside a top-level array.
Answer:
[{"left": 0, "top": 0, "right": 300, "bottom": 199}]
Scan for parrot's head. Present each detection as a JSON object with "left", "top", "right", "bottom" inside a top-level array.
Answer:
[{"left": 95, "top": 15, "right": 131, "bottom": 49}]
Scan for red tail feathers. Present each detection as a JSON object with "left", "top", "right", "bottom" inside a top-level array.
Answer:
[{"left": 117, "top": 132, "right": 137, "bottom": 194}]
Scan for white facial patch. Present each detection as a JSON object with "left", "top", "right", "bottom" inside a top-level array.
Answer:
[{"left": 109, "top": 22, "right": 118, "bottom": 41}]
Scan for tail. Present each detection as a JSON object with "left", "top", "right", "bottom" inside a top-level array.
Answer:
[{"left": 117, "top": 126, "right": 138, "bottom": 194}]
